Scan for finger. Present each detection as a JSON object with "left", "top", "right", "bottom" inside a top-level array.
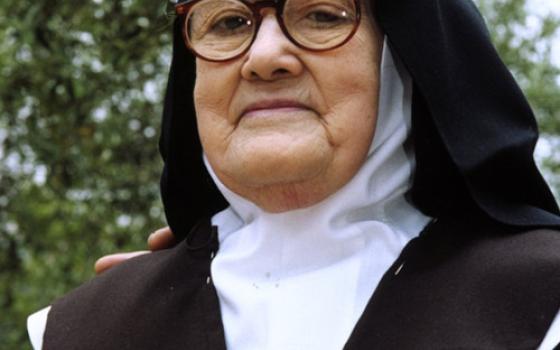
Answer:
[
  {"left": 147, "top": 227, "right": 175, "bottom": 251},
  {"left": 94, "top": 251, "right": 150, "bottom": 275}
]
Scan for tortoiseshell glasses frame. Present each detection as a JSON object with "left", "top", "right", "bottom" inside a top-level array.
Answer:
[{"left": 175, "top": 0, "right": 362, "bottom": 62}]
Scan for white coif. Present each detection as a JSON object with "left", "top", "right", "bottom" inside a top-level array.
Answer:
[{"left": 207, "top": 39, "right": 432, "bottom": 350}]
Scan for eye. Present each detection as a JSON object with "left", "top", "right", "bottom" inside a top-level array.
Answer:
[
  {"left": 298, "top": 4, "right": 354, "bottom": 29},
  {"left": 209, "top": 14, "right": 252, "bottom": 35},
  {"left": 212, "top": 16, "right": 251, "bottom": 31},
  {"left": 306, "top": 10, "right": 345, "bottom": 23}
]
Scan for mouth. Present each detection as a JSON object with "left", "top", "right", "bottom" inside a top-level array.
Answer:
[{"left": 241, "top": 100, "right": 313, "bottom": 118}]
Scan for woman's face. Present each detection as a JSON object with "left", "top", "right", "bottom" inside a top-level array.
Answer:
[{"left": 194, "top": 4, "right": 383, "bottom": 212}]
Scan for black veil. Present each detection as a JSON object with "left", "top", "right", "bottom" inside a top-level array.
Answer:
[
  {"left": 160, "top": 0, "right": 560, "bottom": 240},
  {"left": 378, "top": 0, "right": 560, "bottom": 227}
]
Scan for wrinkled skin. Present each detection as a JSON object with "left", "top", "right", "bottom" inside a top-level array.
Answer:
[{"left": 196, "top": 7, "right": 382, "bottom": 212}]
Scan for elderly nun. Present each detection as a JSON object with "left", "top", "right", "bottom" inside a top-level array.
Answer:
[{"left": 28, "top": 0, "right": 560, "bottom": 349}]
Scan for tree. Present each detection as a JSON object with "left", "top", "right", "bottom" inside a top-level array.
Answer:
[
  {"left": 1, "top": 0, "right": 559, "bottom": 348},
  {"left": 0, "top": 1, "right": 172, "bottom": 347}
]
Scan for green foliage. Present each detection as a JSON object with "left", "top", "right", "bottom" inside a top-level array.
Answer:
[
  {"left": 0, "top": 0, "right": 559, "bottom": 348},
  {"left": 0, "top": 0, "right": 173, "bottom": 347}
]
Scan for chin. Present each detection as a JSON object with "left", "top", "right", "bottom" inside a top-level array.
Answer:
[
  {"left": 212, "top": 147, "right": 335, "bottom": 211},
  {"left": 222, "top": 145, "right": 332, "bottom": 188}
]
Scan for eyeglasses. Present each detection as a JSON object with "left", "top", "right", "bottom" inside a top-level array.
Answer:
[{"left": 175, "top": 0, "right": 362, "bottom": 62}]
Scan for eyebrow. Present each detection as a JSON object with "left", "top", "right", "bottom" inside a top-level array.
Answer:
[{"left": 247, "top": 0, "right": 280, "bottom": 3}]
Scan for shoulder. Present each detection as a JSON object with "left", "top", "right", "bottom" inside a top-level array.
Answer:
[
  {"left": 51, "top": 238, "right": 212, "bottom": 311},
  {"left": 42, "top": 235, "right": 217, "bottom": 349},
  {"left": 52, "top": 219, "right": 217, "bottom": 309},
  {"left": 412, "top": 223, "right": 560, "bottom": 313},
  {"left": 337, "top": 224, "right": 560, "bottom": 349},
  {"left": 419, "top": 219, "right": 560, "bottom": 272},
  {"left": 462, "top": 228, "right": 560, "bottom": 273},
  {"left": 459, "top": 228, "right": 560, "bottom": 294},
  {"left": 74, "top": 242, "right": 198, "bottom": 296}
]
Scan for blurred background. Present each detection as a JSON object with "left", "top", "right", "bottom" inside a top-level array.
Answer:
[{"left": 1, "top": 0, "right": 559, "bottom": 348}]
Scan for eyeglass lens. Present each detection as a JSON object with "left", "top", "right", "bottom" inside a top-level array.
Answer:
[{"left": 184, "top": 0, "right": 359, "bottom": 61}]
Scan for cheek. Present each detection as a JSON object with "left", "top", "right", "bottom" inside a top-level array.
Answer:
[
  {"left": 194, "top": 63, "right": 233, "bottom": 117},
  {"left": 194, "top": 62, "right": 239, "bottom": 152},
  {"left": 312, "top": 34, "right": 381, "bottom": 174},
  {"left": 322, "top": 83, "right": 378, "bottom": 189},
  {"left": 319, "top": 61, "right": 380, "bottom": 151}
]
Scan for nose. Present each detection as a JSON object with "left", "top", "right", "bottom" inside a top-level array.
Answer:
[{"left": 240, "top": 13, "right": 303, "bottom": 81}]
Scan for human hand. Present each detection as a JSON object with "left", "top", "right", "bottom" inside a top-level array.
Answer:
[{"left": 94, "top": 227, "right": 175, "bottom": 275}]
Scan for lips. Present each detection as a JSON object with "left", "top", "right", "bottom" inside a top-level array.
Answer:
[{"left": 241, "top": 99, "right": 312, "bottom": 118}]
